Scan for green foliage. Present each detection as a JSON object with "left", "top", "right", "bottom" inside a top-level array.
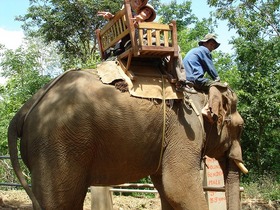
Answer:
[
  {"left": 0, "top": 158, "right": 31, "bottom": 187},
  {"left": 178, "top": 19, "right": 216, "bottom": 58},
  {"left": 242, "top": 173, "right": 280, "bottom": 201},
  {"left": 157, "top": 0, "right": 196, "bottom": 31},
  {"left": 17, "top": 0, "right": 121, "bottom": 69},
  {"left": 214, "top": 52, "right": 241, "bottom": 89},
  {"left": 208, "top": 0, "right": 279, "bottom": 39},
  {"left": 0, "top": 74, "right": 51, "bottom": 152},
  {"left": 235, "top": 36, "right": 280, "bottom": 181},
  {"left": 207, "top": 0, "right": 280, "bottom": 181},
  {"left": 0, "top": 41, "right": 53, "bottom": 153}
]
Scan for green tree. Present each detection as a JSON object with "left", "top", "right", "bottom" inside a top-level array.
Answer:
[
  {"left": 0, "top": 40, "right": 55, "bottom": 153},
  {"left": 18, "top": 0, "right": 222, "bottom": 70},
  {"left": 208, "top": 0, "right": 280, "bottom": 180},
  {"left": 17, "top": 0, "right": 122, "bottom": 69},
  {"left": 177, "top": 18, "right": 216, "bottom": 57},
  {"left": 157, "top": 0, "right": 196, "bottom": 31}
]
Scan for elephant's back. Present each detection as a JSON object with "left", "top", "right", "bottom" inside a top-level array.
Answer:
[
  {"left": 22, "top": 69, "right": 167, "bottom": 182},
  {"left": 23, "top": 69, "right": 131, "bottom": 129}
]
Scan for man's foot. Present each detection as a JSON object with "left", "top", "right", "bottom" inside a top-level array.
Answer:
[
  {"left": 183, "top": 85, "right": 197, "bottom": 94},
  {"left": 185, "top": 80, "right": 194, "bottom": 88},
  {"left": 176, "top": 81, "right": 197, "bottom": 94}
]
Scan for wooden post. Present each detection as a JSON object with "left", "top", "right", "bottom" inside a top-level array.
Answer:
[
  {"left": 124, "top": 0, "right": 138, "bottom": 56},
  {"left": 91, "top": 186, "right": 113, "bottom": 210}
]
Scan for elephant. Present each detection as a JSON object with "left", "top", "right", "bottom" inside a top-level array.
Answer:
[{"left": 8, "top": 68, "right": 248, "bottom": 210}]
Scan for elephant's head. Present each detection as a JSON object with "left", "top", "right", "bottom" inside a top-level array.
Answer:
[{"left": 202, "top": 85, "right": 248, "bottom": 210}]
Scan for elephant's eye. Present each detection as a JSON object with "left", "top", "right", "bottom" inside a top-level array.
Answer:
[{"left": 224, "top": 114, "right": 232, "bottom": 122}]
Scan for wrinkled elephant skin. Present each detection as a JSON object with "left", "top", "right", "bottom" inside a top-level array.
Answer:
[{"left": 8, "top": 69, "right": 245, "bottom": 210}]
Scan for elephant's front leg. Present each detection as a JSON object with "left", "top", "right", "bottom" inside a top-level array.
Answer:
[
  {"left": 151, "top": 173, "right": 175, "bottom": 210},
  {"left": 151, "top": 148, "right": 208, "bottom": 210}
]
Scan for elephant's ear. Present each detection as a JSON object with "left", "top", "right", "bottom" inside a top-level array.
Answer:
[{"left": 208, "top": 86, "right": 230, "bottom": 134}]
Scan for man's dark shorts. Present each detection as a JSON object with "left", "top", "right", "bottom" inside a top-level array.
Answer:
[{"left": 193, "top": 79, "right": 214, "bottom": 92}]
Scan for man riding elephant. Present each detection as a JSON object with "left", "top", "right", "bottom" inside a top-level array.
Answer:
[{"left": 182, "top": 33, "right": 224, "bottom": 123}]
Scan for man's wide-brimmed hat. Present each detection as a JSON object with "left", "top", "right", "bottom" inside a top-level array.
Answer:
[
  {"left": 131, "top": 0, "right": 148, "bottom": 11},
  {"left": 138, "top": 4, "right": 156, "bottom": 22},
  {"left": 198, "top": 33, "right": 220, "bottom": 49}
]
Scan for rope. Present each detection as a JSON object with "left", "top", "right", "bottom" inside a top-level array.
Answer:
[{"left": 155, "top": 74, "right": 166, "bottom": 173}]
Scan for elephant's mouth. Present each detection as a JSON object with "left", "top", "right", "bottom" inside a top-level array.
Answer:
[{"left": 234, "top": 159, "right": 248, "bottom": 174}]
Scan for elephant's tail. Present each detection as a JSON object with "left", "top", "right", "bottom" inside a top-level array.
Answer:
[{"left": 8, "top": 116, "right": 42, "bottom": 210}]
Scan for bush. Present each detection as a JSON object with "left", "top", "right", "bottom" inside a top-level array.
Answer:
[
  {"left": 0, "top": 156, "right": 31, "bottom": 190},
  {"left": 242, "top": 173, "right": 280, "bottom": 202}
]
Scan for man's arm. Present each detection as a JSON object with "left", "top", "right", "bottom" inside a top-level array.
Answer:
[
  {"left": 203, "top": 51, "right": 219, "bottom": 81},
  {"left": 97, "top": 11, "right": 114, "bottom": 20}
]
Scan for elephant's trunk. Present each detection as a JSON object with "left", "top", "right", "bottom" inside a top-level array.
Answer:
[{"left": 224, "top": 158, "right": 241, "bottom": 210}]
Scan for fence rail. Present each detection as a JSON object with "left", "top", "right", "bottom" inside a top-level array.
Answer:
[{"left": 0, "top": 156, "right": 18, "bottom": 159}]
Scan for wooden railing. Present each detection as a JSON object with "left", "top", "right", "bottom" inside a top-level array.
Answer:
[
  {"left": 96, "top": 8, "right": 129, "bottom": 60},
  {"left": 135, "top": 20, "right": 178, "bottom": 57}
]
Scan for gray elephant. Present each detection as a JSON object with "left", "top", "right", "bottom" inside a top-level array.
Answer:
[{"left": 8, "top": 68, "right": 247, "bottom": 210}]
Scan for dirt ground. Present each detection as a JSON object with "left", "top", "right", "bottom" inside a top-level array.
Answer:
[
  {"left": 0, "top": 190, "right": 160, "bottom": 210},
  {"left": 0, "top": 190, "right": 279, "bottom": 210}
]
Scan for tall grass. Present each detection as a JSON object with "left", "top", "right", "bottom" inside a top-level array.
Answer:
[{"left": 241, "top": 173, "right": 280, "bottom": 202}]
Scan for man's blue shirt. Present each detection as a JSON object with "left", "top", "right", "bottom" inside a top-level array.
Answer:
[{"left": 183, "top": 46, "right": 218, "bottom": 84}]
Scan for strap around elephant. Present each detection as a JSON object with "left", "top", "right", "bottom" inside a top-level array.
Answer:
[{"left": 155, "top": 74, "right": 166, "bottom": 173}]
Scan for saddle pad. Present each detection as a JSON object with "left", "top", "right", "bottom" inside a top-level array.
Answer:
[{"left": 97, "top": 61, "right": 183, "bottom": 100}]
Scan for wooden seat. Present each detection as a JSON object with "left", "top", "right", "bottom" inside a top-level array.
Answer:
[
  {"left": 134, "top": 21, "right": 178, "bottom": 58},
  {"left": 96, "top": 0, "right": 179, "bottom": 80}
]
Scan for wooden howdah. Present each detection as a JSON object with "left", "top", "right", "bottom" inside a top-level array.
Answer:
[{"left": 96, "top": 0, "right": 179, "bottom": 81}]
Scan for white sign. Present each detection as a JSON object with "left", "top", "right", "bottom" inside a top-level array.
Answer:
[{"left": 204, "top": 157, "right": 226, "bottom": 210}]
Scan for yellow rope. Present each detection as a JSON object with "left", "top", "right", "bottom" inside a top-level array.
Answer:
[{"left": 155, "top": 75, "right": 166, "bottom": 172}]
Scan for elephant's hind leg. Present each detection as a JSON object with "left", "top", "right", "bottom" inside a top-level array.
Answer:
[{"left": 31, "top": 161, "right": 88, "bottom": 209}]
